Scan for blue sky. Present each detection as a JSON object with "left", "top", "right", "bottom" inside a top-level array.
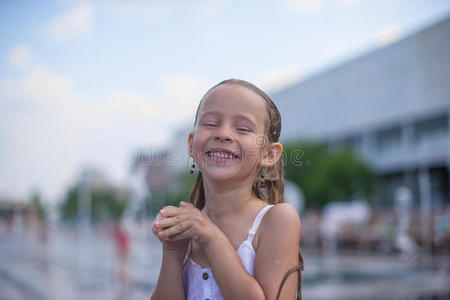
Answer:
[{"left": 1, "top": 0, "right": 449, "bottom": 203}]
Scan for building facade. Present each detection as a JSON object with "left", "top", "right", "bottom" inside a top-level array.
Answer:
[{"left": 272, "top": 17, "right": 450, "bottom": 207}]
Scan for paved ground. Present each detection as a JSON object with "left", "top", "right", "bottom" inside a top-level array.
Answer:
[
  {"left": 1, "top": 226, "right": 449, "bottom": 300},
  {"left": 0, "top": 226, "right": 161, "bottom": 300},
  {"left": 302, "top": 252, "right": 450, "bottom": 299}
]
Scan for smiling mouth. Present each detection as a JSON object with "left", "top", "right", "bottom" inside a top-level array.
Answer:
[{"left": 205, "top": 151, "right": 239, "bottom": 160}]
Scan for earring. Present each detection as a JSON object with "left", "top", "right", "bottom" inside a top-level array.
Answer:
[{"left": 190, "top": 158, "right": 196, "bottom": 175}]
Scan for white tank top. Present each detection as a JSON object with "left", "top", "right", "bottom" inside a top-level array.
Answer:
[{"left": 182, "top": 205, "right": 274, "bottom": 300}]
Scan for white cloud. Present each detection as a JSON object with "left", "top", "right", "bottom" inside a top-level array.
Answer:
[
  {"left": 23, "top": 65, "right": 74, "bottom": 103},
  {"left": 7, "top": 45, "right": 33, "bottom": 69},
  {"left": 0, "top": 64, "right": 164, "bottom": 202},
  {"left": 283, "top": 0, "right": 360, "bottom": 13},
  {"left": 255, "top": 67, "right": 304, "bottom": 93},
  {"left": 0, "top": 65, "right": 75, "bottom": 109},
  {"left": 100, "top": 1, "right": 164, "bottom": 23},
  {"left": 198, "top": 0, "right": 230, "bottom": 17},
  {"left": 107, "top": 90, "right": 160, "bottom": 123},
  {"left": 102, "top": 0, "right": 229, "bottom": 22},
  {"left": 373, "top": 26, "right": 402, "bottom": 47},
  {"left": 335, "top": 0, "right": 360, "bottom": 7},
  {"left": 283, "top": 0, "right": 322, "bottom": 13},
  {"left": 43, "top": 2, "right": 93, "bottom": 42},
  {"left": 160, "top": 73, "right": 212, "bottom": 122}
]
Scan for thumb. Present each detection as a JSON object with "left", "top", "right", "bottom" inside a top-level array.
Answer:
[{"left": 180, "top": 201, "right": 193, "bottom": 207}]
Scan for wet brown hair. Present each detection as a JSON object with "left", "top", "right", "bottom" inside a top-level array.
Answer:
[{"left": 188, "top": 79, "right": 303, "bottom": 299}]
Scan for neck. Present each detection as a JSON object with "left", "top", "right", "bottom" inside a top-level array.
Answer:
[{"left": 201, "top": 175, "right": 256, "bottom": 223}]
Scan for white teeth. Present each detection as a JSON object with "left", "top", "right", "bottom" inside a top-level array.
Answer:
[{"left": 208, "top": 152, "right": 235, "bottom": 159}]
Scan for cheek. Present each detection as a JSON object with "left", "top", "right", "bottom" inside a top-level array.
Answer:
[
  {"left": 190, "top": 136, "right": 205, "bottom": 161},
  {"left": 255, "top": 135, "right": 270, "bottom": 149},
  {"left": 241, "top": 140, "right": 263, "bottom": 166}
]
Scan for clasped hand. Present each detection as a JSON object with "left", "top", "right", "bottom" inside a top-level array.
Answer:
[{"left": 152, "top": 201, "right": 216, "bottom": 249}]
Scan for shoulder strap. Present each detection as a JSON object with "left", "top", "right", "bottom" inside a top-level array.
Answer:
[
  {"left": 276, "top": 248, "right": 304, "bottom": 300},
  {"left": 246, "top": 204, "right": 274, "bottom": 243}
]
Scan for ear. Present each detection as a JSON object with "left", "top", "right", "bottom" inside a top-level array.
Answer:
[
  {"left": 187, "top": 132, "right": 194, "bottom": 157},
  {"left": 260, "top": 142, "right": 283, "bottom": 168}
]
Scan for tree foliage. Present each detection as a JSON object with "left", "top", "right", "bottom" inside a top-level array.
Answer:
[
  {"left": 283, "top": 140, "right": 378, "bottom": 209},
  {"left": 145, "top": 171, "right": 196, "bottom": 216},
  {"left": 60, "top": 185, "right": 128, "bottom": 223},
  {"left": 30, "top": 191, "right": 47, "bottom": 221}
]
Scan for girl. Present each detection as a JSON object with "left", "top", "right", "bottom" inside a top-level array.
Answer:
[{"left": 151, "top": 79, "right": 303, "bottom": 300}]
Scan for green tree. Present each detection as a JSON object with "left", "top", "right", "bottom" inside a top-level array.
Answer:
[
  {"left": 30, "top": 191, "right": 47, "bottom": 221},
  {"left": 60, "top": 185, "right": 128, "bottom": 223},
  {"left": 145, "top": 171, "right": 196, "bottom": 216},
  {"left": 283, "top": 140, "right": 377, "bottom": 209}
]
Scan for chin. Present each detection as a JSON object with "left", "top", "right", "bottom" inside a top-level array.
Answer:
[{"left": 201, "top": 168, "right": 240, "bottom": 182}]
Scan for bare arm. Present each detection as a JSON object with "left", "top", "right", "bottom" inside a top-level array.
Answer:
[
  {"left": 157, "top": 203, "right": 301, "bottom": 300},
  {"left": 157, "top": 203, "right": 265, "bottom": 299},
  {"left": 202, "top": 229, "right": 266, "bottom": 299},
  {"left": 150, "top": 247, "right": 186, "bottom": 300},
  {"left": 204, "top": 204, "right": 301, "bottom": 300},
  {"left": 253, "top": 203, "right": 301, "bottom": 299},
  {"left": 150, "top": 210, "right": 189, "bottom": 300}
]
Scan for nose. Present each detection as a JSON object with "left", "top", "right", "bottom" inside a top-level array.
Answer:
[{"left": 214, "top": 124, "right": 233, "bottom": 142}]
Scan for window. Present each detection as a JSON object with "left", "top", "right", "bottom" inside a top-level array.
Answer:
[
  {"left": 413, "top": 114, "right": 448, "bottom": 146},
  {"left": 375, "top": 126, "right": 402, "bottom": 153}
]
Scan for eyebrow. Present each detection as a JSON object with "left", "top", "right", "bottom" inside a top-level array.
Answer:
[{"left": 199, "top": 111, "right": 221, "bottom": 118}]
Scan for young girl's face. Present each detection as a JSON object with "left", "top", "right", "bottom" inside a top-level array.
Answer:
[{"left": 188, "top": 84, "right": 270, "bottom": 183}]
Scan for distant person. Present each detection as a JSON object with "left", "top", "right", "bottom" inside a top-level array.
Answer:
[
  {"left": 113, "top": 222, "right": 130, "bottom": 286},
  {"left": 151, "top": 79, "right": 303, "bottom": 300}
]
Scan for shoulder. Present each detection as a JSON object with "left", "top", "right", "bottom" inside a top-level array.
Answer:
[
  {"left": 259, "top": 203, "right": 301, "bottom": 244},
  {"left": 264, "top": 203, "right": 301, "bottom": 231},
  {"left": 253, "top": 203, "right": 301, "bottom": 297}
]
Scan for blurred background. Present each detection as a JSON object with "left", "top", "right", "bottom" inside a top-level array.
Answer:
[{"left": 1, "top": 1, "right": 450, "bottom": 299}]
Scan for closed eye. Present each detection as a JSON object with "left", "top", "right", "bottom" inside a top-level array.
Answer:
[
  {"left": 202, "top": 123, "right": 217, "bottom": 127},
  {"left": 237, "top": 127, "right": 250, "bottom": 132}
]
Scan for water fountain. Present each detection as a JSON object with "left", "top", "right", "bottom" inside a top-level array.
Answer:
[
  {"left": 418, "top": 170, "right": 432, "bottom": 255},
  {"left": 394, "top": 186, "right": 417, "bottom": 255},
  {"left": 284, "top": 180, "right": 304, "bottom": 214}
]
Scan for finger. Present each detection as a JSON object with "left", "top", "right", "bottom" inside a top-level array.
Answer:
[
  {"left": 158, "top": 220, "right": 193, "bottom": 238},
  {"left": 159, "top": 207, "right": 176, "bottom": 217},
  {"left": 155, "top": 214, "right": 189, "bottom": 229},
  {"left": 155, "top": 213, "right": 162, "bottom": 222},
  {"left": 152, "top": 220, "right": 163, "bottom": 232},
  {"left": 158, "top": 221, "right": 189, "bottom": 238},
  {"left": 160, "top": 205, "right": 177, "bottom": 212},
  {"left": 160, "top": 206, "right": 191, "bottom": 217},
  {"left": 152, "top": 214, "right": 167, "bottom": 230},
  {"left": 152, "top": 223, "right": 160, "bottom": 237},
  {"left": 180, "top": 201, "right": 193, "bottom": 208}
]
